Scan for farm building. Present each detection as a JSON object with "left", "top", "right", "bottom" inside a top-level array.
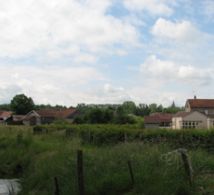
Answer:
[
  {"left": 145, "top": 97, "right": 214, "bottom": 130},
  {"left": 171, "top": 111, "right": 214, "bottom": 129},
  {"left": 5, "top": 108, "right": 78, "bottom": 126},
  {"left": 144, "top": 113, "right": 173, "bottom": 129},
  {"left": 36, "top": 108, "right": 78, "bottom": 124},
  {"left": 22, "top": 110, "right": 41, "bottom": 126},
  {"left": 172, "top": 97, "right": 214, "bottom": 129},
  {"left": 185, "top": 97, "right": 214, "bottom": 115},
  {"left": 6, "top": 115, "right": 25, "bottom": 125},
  {"left": 0, "top": 111, "right": 12, "bottom": 124}
]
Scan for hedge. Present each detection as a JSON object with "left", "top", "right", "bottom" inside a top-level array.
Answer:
[{"left": 33, "top": 124, "right": 214, "bottom": 149}]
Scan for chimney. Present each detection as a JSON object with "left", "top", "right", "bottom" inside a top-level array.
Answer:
[{"left": 194, "top": 95, "right": 197, "bottom": 99}]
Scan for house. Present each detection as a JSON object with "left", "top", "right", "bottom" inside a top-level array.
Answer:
[
  {"left": 6, "top": 115, "right": 25, "bottom": 125},
  {"left": 144, "top": 113, "right": 174, "bottom": 129},
  {"left": 145, "top": 97, "right": 214, "bottom": 130},
  {"left": 21, "top": 108, "right": 78, "bottom": 125},
  {"left": 4, "top": 108, "right": 78, "bottom": 126},
  {"left": 172, "top": 97, "right": 214, "bottom": 129},
  {"left": 22, "top": 110, "right": 41, "bottom": 126},
  {"left": 185, "top": 97, "right": 214, "bottom": 115},
  {"left": 171, "top": 111, "right": 213, "bottom": 129},
  {"left": 36, "top": 108, "right": 77, "bottom": 124},
  {"left": 0, "top": 111, "right": 12, "bottom": 124}
]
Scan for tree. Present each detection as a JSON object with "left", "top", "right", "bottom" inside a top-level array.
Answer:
[
  {"left": 163, "top": 101, "right": 184, "bottom": 113},
  {"left": 135, "top": 104, "right": 151, "bottom": 116},
  {"left": 171, "top": 101, "right": 176, "bottom": 108},
  {"left": 0, "top": 104, "right": 11, "bottom": 111},
  {"left": 10, "top": 94, "right": 35, "bottom": 114},
  {"left": 118, "top": 101, "right": 136, "bottom": 115},
  {"left": 86, "top": 108, "right": 114, "bottom": 124},
  {"left": 149, "top": 103, "right": 158, "bottom": 113}
]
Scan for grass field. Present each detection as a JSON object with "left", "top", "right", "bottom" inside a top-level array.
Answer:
[{"left": 0, "top": 125, "right": 213, "bottom": 195}]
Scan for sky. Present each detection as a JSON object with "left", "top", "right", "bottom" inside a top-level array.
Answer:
[{"left": 0, "top": 0, "right": 213, "bottom": 107}]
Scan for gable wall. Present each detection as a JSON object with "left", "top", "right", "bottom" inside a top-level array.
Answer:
[
  {"left": 183, "top": 112, "right": 208, "bottom": 129},
  {"left": 172, "top": 117, "right": 182, "bottom": 129}
]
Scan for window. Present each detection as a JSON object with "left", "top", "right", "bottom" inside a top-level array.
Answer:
[{"left": 182, "top": 121, "right": 200, "bottom": 129}]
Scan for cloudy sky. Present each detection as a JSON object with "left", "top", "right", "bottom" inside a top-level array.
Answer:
[{"left": 0, "top": 0, "right": 213, "bottom": 106}]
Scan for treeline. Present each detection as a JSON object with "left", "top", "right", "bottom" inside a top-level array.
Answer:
[
  {"left": 0, "top": 103, "right": 67, "bottom": 112},
  {"left": 0, "top": 94, "right": 184, "bottom": 124},
  {"left": 73, "top": 101, "right": 184, "bottom": 124},
  {"left": 0, "top": 94, "right": 67, "bottom": 114}
]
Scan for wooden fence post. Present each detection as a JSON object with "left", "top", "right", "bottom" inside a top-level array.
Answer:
[
  {"left": 127, "top": 160, "right": 135, "bottom": 186},
  {"left": 124, "top": 133, "right": 127, "bottom": 143},
  {"left": 179, "top": 149, "right": 193, "bottom": 186},
  {"left": 54, "top": 177, "right": 60, "bottom": 195},
  {"left": 77, "top": 150, "right": 85, "bottom": 195}
]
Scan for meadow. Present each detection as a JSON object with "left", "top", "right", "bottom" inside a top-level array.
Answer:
[{"left": 0, "top": 125, "right": 213, "bottom": 195}]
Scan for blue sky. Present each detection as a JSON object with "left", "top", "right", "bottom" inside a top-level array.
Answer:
[{"left": 0, "top": 0, "right": 213, "bottom": 106}]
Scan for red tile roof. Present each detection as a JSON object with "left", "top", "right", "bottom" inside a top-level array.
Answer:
[
  {"left": 23, "top": 110, "right": 40, "bottom": 120},
  {"left": 36, "top": 108, "right": 77, "bottom": 118},
  {"left": 0, "top": 111, "right": 13, "bottom": 119},
  {"left": 187, "top": 99, "right": 214, "bottom": 109},
  {"left": 174, "top": 111, "right": 190, "bottom": 117},
  {"left": 12, "top": 115, "right": 25, "bottom": 122},
  {"left": 144, "top": 113, "right": 174, "bottom": 124}
]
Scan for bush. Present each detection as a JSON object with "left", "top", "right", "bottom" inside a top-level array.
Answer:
[{"left": 33, "top": 124, "right": 214, "bottom": 149}]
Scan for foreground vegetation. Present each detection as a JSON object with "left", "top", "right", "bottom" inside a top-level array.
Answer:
[
  {"left": 35, "top": 124, "right": 214, "bottom": 149},
  {"left": 0, "top": 125, "right": 213, "bottom": 195}
]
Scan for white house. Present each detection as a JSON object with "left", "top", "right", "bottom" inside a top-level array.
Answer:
[
  {"left": 172, "top": 111, "right": 214, "bottom": 129},
  {"left": 172, "top": 97, "right": 214, "bottom": 129}
]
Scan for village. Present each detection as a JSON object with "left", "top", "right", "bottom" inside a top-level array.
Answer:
[
  {"left": 1, "top": 96, "right": 214, "bottom": 130},
  {"left": 145, "top": 97, "right": 214, "bottom": 129}
]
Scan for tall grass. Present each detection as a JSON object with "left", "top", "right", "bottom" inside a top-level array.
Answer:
[{"left": 0, "top": 125, "right": 213, "bottom": 194}]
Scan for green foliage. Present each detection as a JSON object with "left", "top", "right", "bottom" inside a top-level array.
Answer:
[
  {"left": 74, "top": 107, "right": 135, "bottom": 125},
  {"left": 73, "top": 115, "right": 85, "bottom": 124},
  {"left": 114, "top": 114, "right": 136, "bottom": 124},
  {"left": 86, "top": 108, "right": 114, "bottom": 124},
  {"left": 0, "top": 126, "right": 213, "bottom": 194},
  {"left": 72, "top": 101, "right": 184, "bottom": 124},
  {"left": 38, "top": 124, "right": 214, "bottom": 148},
  {"left": 135, "top": 104, "right": 150, "bottom": 116},
  {"left": 119, "top": 101, "right": 137, "bottom": 115},
  {"left": 53, "top": 119, "right": 71, "bottom": 125},
  {"left": 10, "top": 94, "right": 35, "bottom": 114},
  {"left": 163, "top": 101, "right": 184, "bottom": 113},
  {"left": 0, "top": 103, "right": 11, "bottom": 111}
]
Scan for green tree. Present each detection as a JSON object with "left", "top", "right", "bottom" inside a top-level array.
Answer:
[
  {"left": 0, "top": 104, "right": 11, "bottom": 111},
  {"left": 163, "top": 101, "right": 183, "bottom": 114},
  {"left": 10, "top": 94, "right": 35, "bottom": 114},
  {"left": 149, "top": 103, "right": 158, "bottom": 113},
  {"left": 135, "top": 104, "right": 151, "bottom": 116},
  {"left": 118, "top": 101, "right": 136, "bottom": 115}
]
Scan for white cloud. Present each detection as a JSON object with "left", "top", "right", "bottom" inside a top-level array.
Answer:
[
  {"left": 129, "top": 87, "right": 188, "bottom": 106},
  {"left": 73, "top": 53, "right": 97, "bottom": 64},
  {"left": 149, "top": 18, "right": 214, "bottom": 66},
  {"left": 0, "top": 65, "right": 104, "bottom": 105},
  {"left": 104, "top": 83, "right": 124, "bottom": 94},
  {"left": 133, "top": 54, "right": 214, "bottom": 106},
  {"left": 0, "top": 0, "right": 139, "bottom": 59},
  {"left": 151, "top": 18, "right": 200, "bottom": 41},
  {"left": 202, "top": 0, "right": 214, "bottom": 20},
  {"left": 97, "top": 83, "right": 131, "bottom": 103},
  {"left": 123, "top": 0, "right": 174, "bottom": 16},
  {"left": 140, "top": 55, "right": 214, "bottom": 85}
]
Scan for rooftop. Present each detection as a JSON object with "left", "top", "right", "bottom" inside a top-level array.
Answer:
[
  {"left": 36, "top": 108, "right": 77, "bottom": 118},
  {"left": 144, "top": 113, "right": 174, "bottom": 124},
  {"left": 186, "top": 99, "right": 214, "bottom": 109}
]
